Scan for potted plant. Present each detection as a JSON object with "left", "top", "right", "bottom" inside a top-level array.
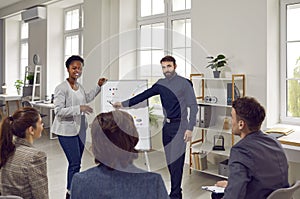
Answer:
[
  {"left": 14, "top": 80, "right": 24, "bottom": 95},
  {"left": 26, "top": 74, "right": 34, "bottom": 85},
  {"left": 149, "top": 106, "right": 159, "bottom": 127},
  {"left": 206, "top": 54, "right": 228, "bottom": 78}
]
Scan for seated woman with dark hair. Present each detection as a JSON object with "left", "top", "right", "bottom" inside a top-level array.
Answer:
[
  {"left": 0, "top": 107, "right": 48, "bottom": 199},
  {"left": 70, "top": 110, "right": 169, "bottom": 199}
]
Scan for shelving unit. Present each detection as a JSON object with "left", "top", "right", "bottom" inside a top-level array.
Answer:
[
  {"left": 23, "top": 65, "right": 41, "bottom": 101},
  {"left": 189, "top": 74, "right": 245, "bottom": 178}
]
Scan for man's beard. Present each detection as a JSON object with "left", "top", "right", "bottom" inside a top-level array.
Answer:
[{"left": 163, "top": 71, "right": 175, "bottom": 78}]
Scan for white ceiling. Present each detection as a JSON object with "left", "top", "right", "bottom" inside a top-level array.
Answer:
[
  {"left": 0, "top": 0, "right": 83, "bottom": 10},
  {"left": 0, "top": 0, "right": 83, "bottom": 19},
  {"left": 0, "top": 0, "right": 22, "bottom": 10}
]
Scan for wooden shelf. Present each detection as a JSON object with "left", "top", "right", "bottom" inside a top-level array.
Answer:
[
  {"left": 191, "top": 141, "right": 231, "bottom": 157},
  {"left": 189, "top": 73, "right": 245, "bottom": 176},
  {"left": 197, "top": 100, "right": 232, "bottom": 108},
  {"left": 190, "top": 76, "right": 244, "bottom": 81},
  {"left": 190, "top": 162, "right": 228, "bottom": 179},
  {"left": 195, "top": 126, "right": 232, "bottom": 134}
]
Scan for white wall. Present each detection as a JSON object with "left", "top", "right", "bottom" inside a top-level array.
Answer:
[
  {"left": 5, "top": 18, "right": 20, "bottom": 94},
  {"left": 46, "top": 6, "right": 64, "bottom": 96},
  {"left": 0, "top": 19, "right": 4, "bottom": 89},
  {"left": 191, "top": 0, "right": 280, "bottom": 128},
  {"left": 0, "top": 0, "right": 52, "bottom": 19},
  {"left": 29, "top": 19, "right": 47, "bottom": 99},
  {"left": 83, "top": 0, "right": 137, "bottom": 143},
  {"left": 83, "top": 0, "right": 107, "bottom": 143},
  {"left": 267, "top": 0, "right": 280, "bottom": 126},
  {"left": 119, "top": 0, "right": 137, "bottom": 80}
]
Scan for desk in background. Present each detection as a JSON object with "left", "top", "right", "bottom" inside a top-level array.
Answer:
[
  {"left": 0, "top": 94, "right": 22, "bottom": 116},
  {"left": 31, "top": 101, "right": 56, "bottom": 139},
  {"left": 265, "top": 124, "right": 300, "bottom": 190},
  {"left": 268, "top": 124, "right": 300, "bottom": 163},
  {"left": 278, "top": 131, "right": 300, "bottom": 163}
]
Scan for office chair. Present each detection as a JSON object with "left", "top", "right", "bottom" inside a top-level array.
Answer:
[
  {"left": 0, "top": 196, "right": 23, "bottom": 199},
  {"left": 267, "top": 180, "right": 300, "bottom": 199},
  {"left": 21, "top": 100, "right": 47, "bottom": 118},
  {"left": 21, "top": 100, "right": 33, "bottom": 108},
  {"left": 0, "top": 103, "right": 5, "bottom": 121}
]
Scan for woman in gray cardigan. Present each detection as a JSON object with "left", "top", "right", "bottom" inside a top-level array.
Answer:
[
  {"left": 70, "top": 110, "right": 169, "bottom": 199},
  {"left": 51, "top": 55, "right": 107, "bottom": 199}
]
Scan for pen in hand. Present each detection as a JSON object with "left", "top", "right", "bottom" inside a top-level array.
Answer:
[{"left": 107, "top": 100, "right": 113, "bottom": 106}]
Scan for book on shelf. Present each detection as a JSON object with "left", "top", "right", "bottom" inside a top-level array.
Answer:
[
  {"left": 265, "top": 127, "right": 294, "bottom": 135},
  {"left": 193, "top": 152, "right": 200, "bottom": 170},
  {"left": 191, "top": 152, "right": 207, "bottom": 171}
]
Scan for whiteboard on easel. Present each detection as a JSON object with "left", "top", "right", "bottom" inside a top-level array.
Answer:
[{"left": 100, "top": 80, "right": 151, "bottom": 151}]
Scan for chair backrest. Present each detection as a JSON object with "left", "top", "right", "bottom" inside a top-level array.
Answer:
[
  {"left": 0, "top": 103, "right": 5, "bottom": 122},
  {"left": 21, "top": 100, "right": 33, "bottom": 107},
  {"left": 0, "top": 196, "right": 23, "bottom": 199},
  {"left": 267, "top": 180, "right": 300, "bottom": 199}
]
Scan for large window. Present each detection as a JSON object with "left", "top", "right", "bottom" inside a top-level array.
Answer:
[
  {"left": 20, "top": 22, "right": 28, "bottom": 81},
  {"left": 138, "top": 0, "right": 191, "bottom": 106},
  {"left": 281, "top": 0, "right": 300, "bottom": 123},
  {"left": 64, "top": 5, "right": 83, "bottom": 78}
]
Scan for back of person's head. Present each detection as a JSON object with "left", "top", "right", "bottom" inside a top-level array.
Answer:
[
  {"left": 0, "top": 107, "right": 40, "bottom": 168},
  {"left": 91, "top": 110, "right": 139, "bottom": 169},
  {"left": 65, "top": 55, "right": 84, "bottom": 68},
  {"left": 160, "top": 55, "right": 176, "bottom": 65},
  {"left": 232, "top": 96, "right": 265, "bottom": 132}
]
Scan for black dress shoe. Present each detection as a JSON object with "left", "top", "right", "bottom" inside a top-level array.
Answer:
[{"left": 66, "top": 192, "right": 70, "bottom": 199}]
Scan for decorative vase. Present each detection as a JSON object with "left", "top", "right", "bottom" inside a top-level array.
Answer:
[
  {"left": 213, "top": 71, "right": 221, "bottom": 78},
  {"left": 17, "top": 89, "right": 21, "bottom": 95}
]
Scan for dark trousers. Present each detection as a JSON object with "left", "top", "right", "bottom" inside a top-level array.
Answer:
[
  {"left": 163, "top": 121, "right": 187, "bottom": 199},
  {"left": 211, "top": 193, "right": 224, "bottom": 199},
  {"left": 58, "top": 132, "right": 85, "bottom": 190},
  {"left": 58, "top": 116, "right": 86, "bottom": 190}
]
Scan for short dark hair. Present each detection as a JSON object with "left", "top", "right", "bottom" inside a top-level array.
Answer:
[
  {"left": 160, "top": 55, "right": 176, "bottom": 65},
  {"left": 91, "top": 110, "right": 139, "bottom": 169},
  {"left": 65, "top": 55, "right": 84, "bottom": 68},
  {"left": 232, "top": 97, "right": 265, "bottom": 132}
]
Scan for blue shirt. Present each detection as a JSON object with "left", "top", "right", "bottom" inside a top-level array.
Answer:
[{"left": 122, "top": 73, "right": 198, "bottom": 131}]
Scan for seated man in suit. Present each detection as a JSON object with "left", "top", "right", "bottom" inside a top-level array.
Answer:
[
  {"left": 212, "top": 97, "right": 289, "bottom": 199},
  {"left": 70, "top": 110, "right": 169, "bottom": 199}
]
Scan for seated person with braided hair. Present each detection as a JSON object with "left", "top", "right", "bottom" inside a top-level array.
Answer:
[
  {"left": 0, "top": 107, "right": 48, "bottom": 199},
  {"left": 70, "top": 110, "right": 169, "bottom": 199}
]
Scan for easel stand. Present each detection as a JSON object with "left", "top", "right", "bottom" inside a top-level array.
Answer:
[
  {"left": 138, "top": 150, "right": 151, "bottom": 172},
  {"left": 144, "top": 151, "right": 151, "bottom": 172}
]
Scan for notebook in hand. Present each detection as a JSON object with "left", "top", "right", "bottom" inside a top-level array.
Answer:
[{"left": 202, "top": 186, "right": 225, "bottom": 194}]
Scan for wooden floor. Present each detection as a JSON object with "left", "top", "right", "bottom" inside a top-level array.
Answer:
[{"left": 35, "top": 130, "right": 223, "bottom": 199}]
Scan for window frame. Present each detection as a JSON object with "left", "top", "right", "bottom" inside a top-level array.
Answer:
[
  {"left": 63, "top": 4, "right": 84, "bottom": 79},
  {"left": 280, "top": 0, "right": 300, "bottom": 124},
  {"left": 19, "top": 22, "right": 28, "bottom": 81},
  {"left": 137, "top": 0, "right": 191, "bottom": 109},
  {"left": 137, "top": 0, "right": 191, "bottom": 79}
]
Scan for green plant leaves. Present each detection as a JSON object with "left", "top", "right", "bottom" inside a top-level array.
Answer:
[
  {"left": 14, "top": 79, "right": 24, "bottom": 90},
  {"left": 205, "top": 54, "right": 228, "bottom": 71}
]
